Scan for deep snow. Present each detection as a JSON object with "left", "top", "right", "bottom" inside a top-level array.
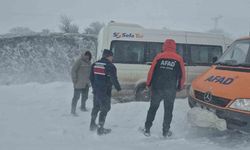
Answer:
[{"left": 1, "top": 82, "right": 250, "bottom": 150}]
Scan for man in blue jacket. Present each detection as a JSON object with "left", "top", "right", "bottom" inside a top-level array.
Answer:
[{"left": 89, "top": 49, "right": 121, "bottom": 135}]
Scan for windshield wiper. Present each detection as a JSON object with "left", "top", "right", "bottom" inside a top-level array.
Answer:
[
  {"left": 214, "top": 62, "right": 236, "bottom": 66},
  {"left": 236, "top": 63, "right": 250, "bottom": 67},
  {"left": 215, "top": 62, "right": 250, "bottom": 67}
]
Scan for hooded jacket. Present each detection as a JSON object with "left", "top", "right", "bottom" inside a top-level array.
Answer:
[
  {"left": 71, "top": 55, "right": 91, "bottom": 89},
  {"left": 146, "top": 39, "right": 186, "bottom": 91}
]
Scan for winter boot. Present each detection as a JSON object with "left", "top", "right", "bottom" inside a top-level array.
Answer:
[
  {"left": 80, "top": 107, "right": 88, "bottom": 112},
  {"left": 89, "top": 121, "right": 98, "bottom": 131},
  {"left": 80, "top": 102, "right": 87, "bottom": 112},
  {"left": 163, "top": 130, "right": 172, "bottom": 138},
  {"left": 97, "top": 126, "right": 112, "bottom": 135},
  {"left": 71, "top": 107, "right": 78, "bottom": 116},
  {"left": 71, "top": 112, "right": 78, "bottom": 117},
  {"left": 143, "top": 128, "right": 151, "bottom": 137}
]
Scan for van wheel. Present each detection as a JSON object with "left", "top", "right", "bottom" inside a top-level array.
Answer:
[{"left": 135, "top": 83, "right": 150, "bottom": 101}]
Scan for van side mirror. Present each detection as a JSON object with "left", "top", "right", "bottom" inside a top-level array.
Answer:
[
  {"left": 146, "top": 62, "right": 152, "bottom": 65},
  {"left": 212, "top": 56, "right": 218, "bottom": 63}
]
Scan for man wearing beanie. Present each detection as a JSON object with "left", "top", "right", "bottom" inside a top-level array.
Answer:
[
  {"left": 89, "top": 49, "right": 121, "bottom": 135},
  {"left": 71, "top": 51, "right": 92, "bottom": 115},
  {"left": 144, "top": 39, "right": 186, "bottom": 137}
]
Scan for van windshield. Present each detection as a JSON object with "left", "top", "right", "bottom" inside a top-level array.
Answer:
[{"left": 216, "top": 39, "right": 250, "bottom": 67}]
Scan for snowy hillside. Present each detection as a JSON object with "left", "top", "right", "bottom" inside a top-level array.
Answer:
[
  {"left": 1, "top": 82, "right": 250, "bottom": 150},
  {"left": 0, "top": 34, "right": 97, "bottom": 85}
]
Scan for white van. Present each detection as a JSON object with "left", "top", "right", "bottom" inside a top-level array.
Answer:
[{"left": 97, "top": 21, "right": 232, "bottom": 101}]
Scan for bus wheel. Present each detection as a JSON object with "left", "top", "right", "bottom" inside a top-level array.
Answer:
[{"left": 135, "top": 83, "right": 150, "bottom": 101}]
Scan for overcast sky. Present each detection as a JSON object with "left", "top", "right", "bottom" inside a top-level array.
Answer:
[{"left": 0, "top": 0, "right": 250, "bottom": 37}]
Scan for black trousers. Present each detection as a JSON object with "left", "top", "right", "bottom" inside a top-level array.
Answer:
[
  {"left": 91, "top": 88, "right": 111, "bottom": 127},
  {"left": 71, "top": 86, "right": 89, "bottom": 113},
  {"left": 145, "top": 89, "right": 176, "bottom": 132}
]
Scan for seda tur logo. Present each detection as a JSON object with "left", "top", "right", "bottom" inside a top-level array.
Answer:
[{"left": 113, "top": 32, "right": 143, "bottom": 39}]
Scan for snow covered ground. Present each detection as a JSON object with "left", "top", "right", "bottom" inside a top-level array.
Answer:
[{"left": 1, "top": 82, "right": 250, "bottom": 150}]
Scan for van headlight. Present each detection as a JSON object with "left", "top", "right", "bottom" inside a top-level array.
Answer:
[
  {"left": 189, "top": 85, "right": 194, "bottom": 96},
  {"left": 229, "top": 99, "right": 250, "bottom": 111}
]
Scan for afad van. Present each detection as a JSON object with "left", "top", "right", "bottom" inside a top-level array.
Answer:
[
  {"left": 97, "top": 21, "right": 232, "bottom": 101},
  {"left": 188, "top": 37, "right": 250, "bottom": 132}
]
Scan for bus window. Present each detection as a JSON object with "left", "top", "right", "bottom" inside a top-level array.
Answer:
[
  {"left": 110, "top": 41, "right": 145, "bottom": 64},
  {"left": 189, "top": 45, "right": 222, "bottom": 65},
  {"left": 146, "top": 42, "right": 163, "bottom": 62},
  {"left": 176, "top": 44, "right": 188, "bottom": 63},
  {"left": 146, "top": 43, "right": 187, "bottom": 63}
]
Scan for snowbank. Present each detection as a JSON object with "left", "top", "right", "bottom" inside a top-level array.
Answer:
[{"left": 187, "top": 107, "right": 227, "bottom": 131}]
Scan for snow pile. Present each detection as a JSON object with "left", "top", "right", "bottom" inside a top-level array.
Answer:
[
  {"left": 1, "top": 82, "right": 250, "bottom": 150},
  {"left": 187, "top": 107, "right": 227, "bottom": 131},
  {"left": 0, "top": 33, "right": 97, "bottom": 85}
]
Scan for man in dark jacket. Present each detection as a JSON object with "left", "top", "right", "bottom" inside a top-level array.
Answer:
[
  {"left": 89, "top": 49, "right": 121, "bottom": 135},
  {"left": 71, "top": 51, "right": 92, "bottom": 116},
  {"left": 144, "top": 39, "right": 186, "bottom": 137}
]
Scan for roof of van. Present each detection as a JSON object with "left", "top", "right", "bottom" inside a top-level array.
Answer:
[
  {"left": 107, "top": 21, "right": 227, "bottom": 38},
  {"left": 108, "top": 21, "right": 142, "bottom": 28}
]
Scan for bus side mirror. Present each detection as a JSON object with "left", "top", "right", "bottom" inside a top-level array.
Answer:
[{"left": 212, "top": 56, "right": 218, "bottom": 63}]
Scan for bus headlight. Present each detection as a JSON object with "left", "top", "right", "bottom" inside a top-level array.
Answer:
[{"left": 230, "top": 99, "right": 250, "bottom": 112}]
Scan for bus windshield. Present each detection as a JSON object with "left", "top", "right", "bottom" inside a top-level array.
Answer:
[{"left": 216, "top": 39, "right": 250, "bottom": 67}]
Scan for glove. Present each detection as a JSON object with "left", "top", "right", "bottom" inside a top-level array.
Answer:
[{"left": 116, "top": 86, "right": 122, "bottom": 92}]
